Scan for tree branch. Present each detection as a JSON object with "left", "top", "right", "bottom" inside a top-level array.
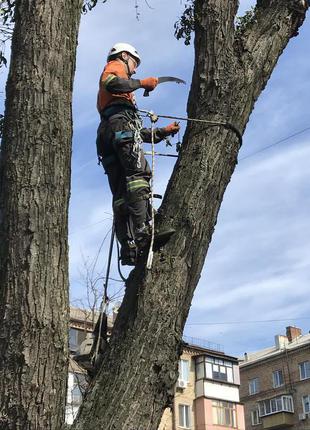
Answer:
[
  {"left": 237, "top": 0, "right": 308, "bottom": 99},
  {"left": 195, "top": 0, "right": 239, "bottom": 38}
]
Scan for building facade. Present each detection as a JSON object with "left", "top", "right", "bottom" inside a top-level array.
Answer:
[
  {"left": 240, "top": 326, "right": 310, "bottom": 430},
  {"left": 67, "top": 310, "right": 245, "bottom": 429},
  {"left": 159, "top": 337, "right": 245, "bottom": 430}
]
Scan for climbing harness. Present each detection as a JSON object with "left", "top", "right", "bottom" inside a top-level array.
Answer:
[{"left": 125, "top": 110, "right": 144, "bottom": 169}]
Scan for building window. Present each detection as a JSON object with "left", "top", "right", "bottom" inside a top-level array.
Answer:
[
  {"left": 302, "top": 395, "right": 310, "bottom": 414},
  {"left": 69, "top": 328, "right": 79, "bottom": 352},
  {"left": 272, "top": 370, "right": 284, "bottom": 388},
  {"left": 70, "top": 373, "right": 87, "bottom": 405},
  {"left": 258, "top": 395, "right": 294, "bottom": 417},
  {"left": 179, "top": 359, "right": 190, "bottom": 383},
  {"left": 196, "top": 358, "right": 205, "bottom": 380},
  {"left": 212, "top": 400, "right": 237, "bottom": 428},
  {"left": 179, "top": 404, "right": 190, "bottom": 428},
  {"left": 251, "top": 409, "right": 261, "bottom": 426},
  {"left": 195, "top": 355, "right": 234, "bottom": 383},
  {"left": 249, "top": 378, "right": 260, "bottom": 395},
  {"left": 299, "top": 361, "right": 310, "bottom": 380}
]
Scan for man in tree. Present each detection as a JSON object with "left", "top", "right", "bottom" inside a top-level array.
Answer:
[
  {"left": 0, "top": 1, "right": 308, "bottom": 429},
  {"left": 96, "top": 42, "right": 180, "bottom": 265}
]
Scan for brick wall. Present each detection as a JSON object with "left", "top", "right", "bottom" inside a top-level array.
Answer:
[
  {"left": 240, "top": 344, "right": 310, "bottom": 430},
  {"left": 158, "top": 349, "right": 196, "bottom": 430}
]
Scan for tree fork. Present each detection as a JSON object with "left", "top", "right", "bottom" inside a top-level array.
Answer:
[
  {"left": 0, "top": 1, "right": 82, "bottom": 429},
  {"left": 72, "top": 1, "right": 308, "bottom": 429}
]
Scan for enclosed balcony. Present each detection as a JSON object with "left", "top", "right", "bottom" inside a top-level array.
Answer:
[
  {"left": 262, "top": 412, "right": 294, "bottom": 429},
  {"left": 259, "top": 395, "right": 295, "bottom": 429}
]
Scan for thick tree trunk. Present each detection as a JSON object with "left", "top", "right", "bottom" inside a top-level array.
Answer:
[
  {"left": 72, "top": 1, "right": 308, "bottom": 430},
  {"left": 0, "top": 1, "right": 82, "bottom": 429}
]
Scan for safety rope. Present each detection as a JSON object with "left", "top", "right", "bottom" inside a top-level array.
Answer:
[
  {"left": 116, "top": 239, "right": 128, "bottom": 282},
  {"left": 138, "top": 110, "right": 242, "bottom": 146},
  {"left": 146, "top": 116, "right": 156, "bottom": 270},
  {"left": 94, "top": 223, "right": 115, "bottom": 362}
]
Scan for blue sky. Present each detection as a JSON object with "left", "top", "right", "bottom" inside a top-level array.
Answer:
[{"left": 1, "top": 0, "right": 310, "bottom": 358}]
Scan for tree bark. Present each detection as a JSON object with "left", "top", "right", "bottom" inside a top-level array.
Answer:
[
  {"left": 0, "top": 1, "right": 82, "bottom": 429},
  {"left": 72, "top": 1, "right": 308, "bottom": 429}
]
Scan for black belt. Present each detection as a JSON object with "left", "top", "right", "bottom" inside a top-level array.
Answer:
[{"left": 100, "top": 104, "right": 137, "bottom": 120}]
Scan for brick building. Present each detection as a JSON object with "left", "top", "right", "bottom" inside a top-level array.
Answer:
[
  {"left": 239, "top": 326, "right": 310, "bottom": 430},
  {"left": 158, "top": 337, "right": 245, "bottom": 430}
]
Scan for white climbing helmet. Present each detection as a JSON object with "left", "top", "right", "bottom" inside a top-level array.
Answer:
[{"left": 107, "top": 43, "right": 141, "bottom": 66}]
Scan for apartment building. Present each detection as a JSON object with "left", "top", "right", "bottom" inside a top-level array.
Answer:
[
  {"left": 239, "top": 326, "right": 310, "bottom": 430},
  {"left": 67, "top": 309, "right": 245, "bottom": 429},
  {"left": 159, "top": 336, "right": 245, "bottom": 430}
]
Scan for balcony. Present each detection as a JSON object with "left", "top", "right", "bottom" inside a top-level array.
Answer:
[{"left": 262, "top": 412, "right": 294, "bottom": 429}]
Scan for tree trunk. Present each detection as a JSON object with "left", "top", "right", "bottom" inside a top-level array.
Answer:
[
  {"left": 72, "top": 1, "right": 308, "bottom": 429},
  {"left": 0, "top": 1, "right": 82, "bottom": 429}
]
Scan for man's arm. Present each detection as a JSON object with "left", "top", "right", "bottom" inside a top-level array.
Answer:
[
  {"left": 103, "top": 74, "right": 158, "bottom": 94},
  {"left": 141, "top": 122, "right": 180, "bottom": 143},
  {"left": 104, "top": 74, "right": 141, "bottom": 94}
]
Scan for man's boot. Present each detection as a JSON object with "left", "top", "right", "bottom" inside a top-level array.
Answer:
[
  {"left": 120, "top": 240, "right": 137, "bottom": 266},
  {"left": 153, "top": 227, "right": 176, "bottom": 250},
  {"left": 134, "top": 223, "right": 151, "bottom": 249},
  {"left": 135, "top": 223, "right": 175, "bottom": 250}
]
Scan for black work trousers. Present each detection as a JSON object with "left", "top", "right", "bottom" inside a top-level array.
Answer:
[{"left": 97, "top": 110, "right": 152, "bottom": 246}]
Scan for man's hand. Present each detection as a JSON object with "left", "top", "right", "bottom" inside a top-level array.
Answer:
[
  {"left": 140, "top": 77, "right": 159, "bottom": 92},
  {"left": 163, "top": 122, "right": 180, "bottom": 136}
]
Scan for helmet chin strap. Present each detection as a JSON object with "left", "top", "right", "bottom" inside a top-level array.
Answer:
[
  {"left": 120, "top": 57, "right": 132, "bottom": 77},
  {"left": 121, "top": 56, "right": 134, "bottom": 77}
]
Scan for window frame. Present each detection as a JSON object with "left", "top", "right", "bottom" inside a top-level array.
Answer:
[
  {"left": 258, "top": 395, "right": 294, "bottom": 417},
  {"left": 69, "top": 373, "right": 86, "bottom": 406},
  {"left": 249, "top": 377, "right": 260, "bottom": 395},
  {"left": 212, "top": 400, "right": 237, "bottom": 428},
  {"left": 69, "top": 328, "right": 79, "bottom": 352},
  {"left": 251, "top": 409, "right": 261, "bottom": 426},
  {"left": 272, "top": 369, "right": 284, "bottom": 388},
  {"left": 195, "top": 355, "right": 234, "bottom": 383},
  {"left": 179, "top": 359, "right": 190, "bottom": 383},
  {"left": 179, "top": 404, "right": 191, "bottom": 429},
  {"left": 302, "top": 395, "right": 310, "bottom": 414},
  {"left": 299, "top": 361, "right": 310, "bottom": 380}
]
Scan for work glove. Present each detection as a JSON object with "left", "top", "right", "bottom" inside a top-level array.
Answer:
[
  {"left": 163, "top": 122, "right": 180, "bottom": 137},
  {"left": 140, "top": 77, "right": 159, "bottom": 92}
]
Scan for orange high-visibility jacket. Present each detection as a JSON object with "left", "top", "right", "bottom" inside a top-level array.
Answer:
[{"left": 97, "top": 60, "right": 141, "bottom": 114}]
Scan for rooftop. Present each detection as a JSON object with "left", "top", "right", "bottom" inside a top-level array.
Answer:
[
  {"left": 240, "top": 326, "right": 310, "bottom": 367},
  {"left": 183, "top": 335, "right": 224, "bottom": 353}
]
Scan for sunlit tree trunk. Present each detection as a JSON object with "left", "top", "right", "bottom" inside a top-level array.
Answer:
[{"left": 0, "top": 1, "right": 82, "bottom": 428}]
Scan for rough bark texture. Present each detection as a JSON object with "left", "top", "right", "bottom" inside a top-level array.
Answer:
[
  {"left": 72, "top": 1, "right": 308, "bottom": 430},
  {"left": 0, "top": 1, "right": 82, "bottom": 429}
]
